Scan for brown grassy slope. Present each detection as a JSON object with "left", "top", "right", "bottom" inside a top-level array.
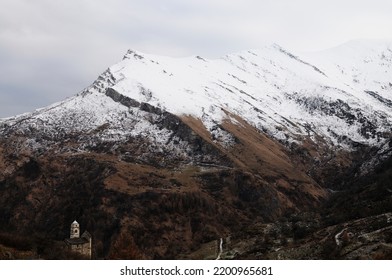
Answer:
[{"left": 181, "top": 114, "right": 327, "bottom": 208}]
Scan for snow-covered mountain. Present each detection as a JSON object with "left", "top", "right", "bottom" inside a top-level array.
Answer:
[
  {"left": 1, "top": 40, "right": 391, "bottom": 154},
  {"left": 1, "top": 40, "right": 392, "bottom": 259}
]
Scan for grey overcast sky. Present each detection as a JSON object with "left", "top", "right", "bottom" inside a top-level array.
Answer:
[{"left": 1, "top": 0, "right": 392, "bottom": 118}]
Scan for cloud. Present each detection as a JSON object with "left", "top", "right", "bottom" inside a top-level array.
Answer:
[{"left": 1, "top": 0, "right": 392, "bottom": 117}]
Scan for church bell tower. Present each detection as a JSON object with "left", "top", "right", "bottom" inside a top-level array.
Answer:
[{"left": 70, "top": 220, "right": 80, "bottom": 239}]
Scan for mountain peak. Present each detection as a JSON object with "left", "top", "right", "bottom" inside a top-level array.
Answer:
[{"left": 122, "top": 49, "right": 147, "bottom": 60}]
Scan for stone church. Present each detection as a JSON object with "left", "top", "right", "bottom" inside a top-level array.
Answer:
[{"left": 64, "top": 220, "right": 92, "bottom": 259}]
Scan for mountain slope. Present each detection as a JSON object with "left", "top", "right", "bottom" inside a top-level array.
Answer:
[{"left": 0, "top": 40, "right": 392, "bottom": 259}]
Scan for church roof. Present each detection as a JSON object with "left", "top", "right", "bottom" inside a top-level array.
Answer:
[
  {"left": 72, "top": 220, "right": 79, "bottom": 225},
  {"left": 81, "top": 231, "right": 92, "bottom": 239},
  {"left": 65, "top": 237, "right": 89, "bottom": 245}
]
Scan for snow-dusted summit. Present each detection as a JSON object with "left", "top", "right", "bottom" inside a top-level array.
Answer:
[{"left": 2, "top": 40, "right": 392, "bottom": 154}]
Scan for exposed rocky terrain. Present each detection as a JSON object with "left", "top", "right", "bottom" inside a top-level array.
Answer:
[{"left": 0, "top": 40, "right": 392, "bottom": 259}]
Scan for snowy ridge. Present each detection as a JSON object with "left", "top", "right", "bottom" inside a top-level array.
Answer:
[
  {"left": 110, "top": 42, "right": 392, "bottom": 147},
  {"left": 1, "top": 40, "right": 392, "bottom": 152}
]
